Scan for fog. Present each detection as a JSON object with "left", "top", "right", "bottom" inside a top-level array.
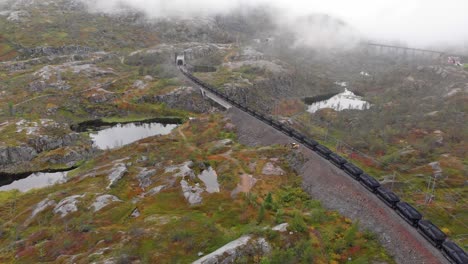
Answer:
[
  {"left": 79, "top": 0, "right": 468, "bottom": 50},
  {"left": 0, "top": 0, "right": 463, "bottom": 50}
]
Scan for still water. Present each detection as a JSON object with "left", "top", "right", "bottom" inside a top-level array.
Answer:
[
  {"left": 307, "top": 89, "right": 370, "bottom": 113},
  {"left": 90, "top": 122, "right": 178, "bottom": 149},
  {"left": 0, "top": 171, "right": 68, "bottom": 192}
]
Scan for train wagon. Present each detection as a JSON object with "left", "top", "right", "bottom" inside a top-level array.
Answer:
[
  {"left": 417, "top": 220, "right": 447, "bottom": 248},
  {"left": 315, "top": 144, "right": 332, "bottom": 159},
  {"left": 281, "top": 125, "right": 293, "bottom": 136},
  {"left": 376, "top": 187, "right": 400, "bottom": 209},
  {"left": 329, "top": 153, "right": 348, "bottom": 169},
  {"left": 359, "top": 173, "right": 381, "bottom": 193},
  {"left": 396, "top": 202, "right": 422, "bottom": 227},
  {"left": 342, "top": 162, "right": 363, "bottom": 180},
  {"left": 441, "top": 241, "right": 468, "bottom": 264},
  {"left": 271, "top": 120, "right": 283, "bottom": 130},
  {"left": 291, "top": 130, "right": 305, "bottom": 143},
  {"left": 303, "top": 138, "right": 319, "bottom": 150}
]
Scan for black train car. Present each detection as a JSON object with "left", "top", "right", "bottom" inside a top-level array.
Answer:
[
  {"left": 441, "top": 241, "right": 468, "bottom": 264},
  {"left": 291, "top": 130, "right": 305, "bottom": 143},
  {"left": 342, "top": 162, "right": 363, "bottom": 180},
  {"left": 315, "top": 144, "right": 332, "bottom": 159},
  {"left": 395, "top": 202, "right": 422, "bottom": 227},
  {"left": 417, "top": 220, "right": 447, "bottom": 248},
  {"left": 329, "top": 153, "right": 347, "bottom": 169},
  {"left": 359, "top": 173, "right": 381, "bottom": 193},
  {"left": 376, "top": 187, "right": 400, "bottom": 209},
  {"left": 304, "top": 138, "right": 318, "bottom": 150},
  {"left": 271, "top": 120, "right": 283, "bottom": 130},
  {"left": 281, "top": 125, "right": 293, "bottom": 136},
  {"left": 264, "top": 116, "right": 274, "bottom": 125}
]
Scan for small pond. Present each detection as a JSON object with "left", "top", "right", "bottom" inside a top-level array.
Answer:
[
  {"left": 306, "top": 88, "right": 371, "bottom": 113},
  {"left": 0, "top": 171, "right": 68, "bottom": 192},
  {"left": 90, "top": 122, "right": 179, "bottom": 149}
]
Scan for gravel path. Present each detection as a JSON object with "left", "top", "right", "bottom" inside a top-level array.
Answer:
[{"left": 225, "top": 107, "right": 448, "bottom": 264}]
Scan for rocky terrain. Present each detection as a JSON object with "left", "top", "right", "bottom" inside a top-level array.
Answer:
[{"left": 0, "top": 0, "right": 466, "bottom": 263}]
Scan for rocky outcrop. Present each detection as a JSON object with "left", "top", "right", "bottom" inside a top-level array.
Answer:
[
  {"left": 30, "top": 198, "right": 56, "bottom": 219},
  {"left": 139, "top": 87, "right": 212, "bottom": 113},
  {"left": 272, "top": 223, "right": 289, "bottom": 232},
  {"left": 180, "top": 179, "right": 203, "bottom": 205},
  {"left": 193, "top": 235, "right": 271, "bottom": 264},
  {"left": 0, "top": 133, "right": 94, "bottom": 169},
  {"left": 0, "top": 146, "right": 38, "bottom": 166},
  {"left": 91, "top": 195, "right": 122, "bottom": 212},
  {"left": 165, "top": 161, "right": 196, "bottom": 179},
  {"left": 107, "top": 164, "right": 127, "bottom": 189},
  {"left": 28, "top": 133, "right": 82, "bottom": 152},
  {"left": 20, "top": 45, "right": 97, "bottom": 59},
  {"left": 53, "top": 194, "right": 85, "bottom": 218},
  {"left": 137, "top": 168, "right": 157, "bottom": 189},
  {"left": 261, "top": 162, "right": 285, "bottom": 176}
]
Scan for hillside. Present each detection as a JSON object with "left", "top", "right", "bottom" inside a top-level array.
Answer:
[{"left": 0, "top": 0, "right": 466, "bottom": 263}]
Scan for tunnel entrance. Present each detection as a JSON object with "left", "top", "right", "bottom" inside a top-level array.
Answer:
[{"left": 175, "top": 54, "right": 185, "bottom": 66}]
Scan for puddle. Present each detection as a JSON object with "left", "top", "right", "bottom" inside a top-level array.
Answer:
[
  {"left": 306, "top": 88, "right": 370, "bottom": 113},
  {"left": 90, "top": 122, "right": 178, "bottom": 149},
  {"left": 198, "top": 167, "right": 220, "bottom": 193},
  {"left": 0, "top": 171, "right": 68, "bottom": 192}
]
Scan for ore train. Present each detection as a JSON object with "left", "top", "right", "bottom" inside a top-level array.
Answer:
[{"left": 179, "top": 66, "right": 468, "bottom": 264}]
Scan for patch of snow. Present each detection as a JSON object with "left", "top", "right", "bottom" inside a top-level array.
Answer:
[
  {"left": 107, "top": 164, "right": 127, "bottom": 189},
  {"left": 53, "top": 194, "right": 85, "bottom": 218},
  {"left": 91, "top": 194, "right": 121, "bottom": 212}
]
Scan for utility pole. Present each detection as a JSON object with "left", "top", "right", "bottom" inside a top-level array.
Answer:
[
  {"left": 391, "top": 171, "right": 396, "bottom": 191},
  {"left": 425, "top": 161, "right": 442, "bottom": 205},
  {"left": 425, "top": 173, "right": 436, "bottom": 204}
]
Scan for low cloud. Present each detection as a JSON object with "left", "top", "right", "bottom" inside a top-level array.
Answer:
[{"left": 79, "top": 0, "right": 468, "bottom": 50}]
